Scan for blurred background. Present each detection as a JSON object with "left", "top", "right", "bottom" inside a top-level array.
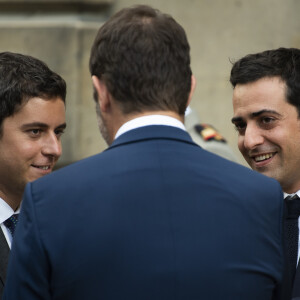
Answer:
[{"left": 0, "top": 0, "right": 299, "bottom": 166}]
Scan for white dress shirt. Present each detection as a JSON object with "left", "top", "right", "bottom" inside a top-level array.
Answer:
[
  {"left": 114, "top": 115, "right": 186, "bottom": 140},
  {"left": 284, "top": 191, "right": 300, "bottom": 266},
  {"left": 0, "top": 197, "right": 20, "bottom": 249}
]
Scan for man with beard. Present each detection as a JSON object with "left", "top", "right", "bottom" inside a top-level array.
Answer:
[
  {"left": 230, "top": 47, "right": 300, "bottom": 299},
  {"left": 0, "top": 52, "right": 66, "bottom": 298},
  {"left": 4, "top": 6, "right": 289, "bottom": 300}
]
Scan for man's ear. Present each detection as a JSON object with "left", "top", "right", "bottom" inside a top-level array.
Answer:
[
  {"left": 186, "top": 75, "right": 196, "bottom": 107},
  {"left": 92, "top": 75, "right": 110, "bottom": 112}
]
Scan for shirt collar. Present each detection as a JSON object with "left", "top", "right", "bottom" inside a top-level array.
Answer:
[
  {"left": 114, "top": 115, "right": 186, "bottom": 140},
  {"left": 284, "top": 191, "right": 300, "bottom": 199},
  {"left": 0, "top": 197, "right": 21, "bottom": 224}
]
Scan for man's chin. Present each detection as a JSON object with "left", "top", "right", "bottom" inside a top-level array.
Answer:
[
  {"left": 251, "top": 165, "right": 279, "bottom": 181},
  {"left": 27, "top": 171, "right": 52, "bottom": 183}
]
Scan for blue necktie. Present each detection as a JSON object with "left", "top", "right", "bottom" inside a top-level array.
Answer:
[{"left": 3, "top": 214, "right": 19, "bottom": 237}]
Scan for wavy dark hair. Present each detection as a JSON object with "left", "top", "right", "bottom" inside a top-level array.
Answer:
[
  {"left": 0, "top": 52, "right": 66, "bottom": 134},
  {"left": 89, "top": 5, "right": 192, "bottom": 115},
  {"left": 230, "top": 47, "right": 300, "bottom": 115}
]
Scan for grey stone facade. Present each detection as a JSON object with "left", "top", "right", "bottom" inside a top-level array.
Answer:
[{"left": 0, "top": 0, "right": 299, "bottom": 166}]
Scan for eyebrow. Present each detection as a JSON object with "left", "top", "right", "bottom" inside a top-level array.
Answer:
[
  {"left": 252, "top": 109, "right": 281, "bottom": 117},
  {"left": 20, "top": 122, "right": 67, "bottom": 130},
  {"left": 231, "top": 116, "right": 242, "bottom": 124},
  {"left": 231, "top": 109, "right": 282, "bottom": 123}
]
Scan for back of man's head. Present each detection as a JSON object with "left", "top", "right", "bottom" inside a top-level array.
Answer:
[
  {"left": 0, "top": 52, "right": 66, "bottom": 135},
  {"left": 230, "top": 47, "right": 300, "bottom": 115},
  {"left": 89, "top": 5, "right": 192, "bottom": 115}
]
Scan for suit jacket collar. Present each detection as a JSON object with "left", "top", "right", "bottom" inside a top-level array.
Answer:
[{"left": 108, "top": 125, "right": 197, "bottom": 150}]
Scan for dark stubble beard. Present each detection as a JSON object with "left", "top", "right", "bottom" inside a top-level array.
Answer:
[
  {"left": 95, "top": 101, "right": 111, "bottom": 146},
  {"left": 93, "top": 87, "right": 113, "bottom": 145}
]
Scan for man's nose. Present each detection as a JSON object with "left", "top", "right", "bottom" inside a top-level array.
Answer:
[
  {"left": 41, "top": 133, "right": 62, "bottom": 158},
  {"left": 243, "top": 125, "right": 264, "bottom": 150}
]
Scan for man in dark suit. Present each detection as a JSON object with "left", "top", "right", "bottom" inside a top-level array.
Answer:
[
  {"left": 4, "top": 6, "right": 288, "bottom": 300},
  {"left": 0, "top": 52, "right": 66, "bottom": 298},
  {"left": 230, "top": 47, "right": 300, "bottom": 299}
]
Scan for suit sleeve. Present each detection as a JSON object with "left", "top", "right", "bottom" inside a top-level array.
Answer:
[{"left": 3, "top": 183, "right": 51, "bottom": 300}]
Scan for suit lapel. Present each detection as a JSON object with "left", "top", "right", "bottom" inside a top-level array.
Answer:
[
  {"left": 0, "top": 228, "right": 10, "bottom": 286},
  {"left": 292, "top": 262, "right": 300, "bottom": 298}
]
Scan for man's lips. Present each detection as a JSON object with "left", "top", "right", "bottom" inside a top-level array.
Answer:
[
  {"left": 31, "top": 164, "right": 52, "bottom": 170},
  {"left": 252, "top": 153, "right": 275, "bottom": 162},
  {"left": 248, "top": 152, "right": 277, "bottom": 166}
]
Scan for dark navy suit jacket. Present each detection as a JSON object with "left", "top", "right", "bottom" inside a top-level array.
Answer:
[
  {"left": 292, "top": 258, "right": 300, "bottom": 299},
  {"left": 4, "top": 125, "right": 288, "bottom": 299},
  {"left": 0, "top": 230, "right": 9, "bottom": 298}
]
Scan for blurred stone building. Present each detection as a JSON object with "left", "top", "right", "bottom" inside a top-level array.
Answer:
[{"left": 0, "top": 0, "right": 299, "bottom": 166}]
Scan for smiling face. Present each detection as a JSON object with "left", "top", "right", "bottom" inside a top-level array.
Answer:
[
  {"left": 232, "top": 76, "right": 300, "bottom": 193},
  {"left": 0, "top": 97, "right": 66, "bottom": 206}
]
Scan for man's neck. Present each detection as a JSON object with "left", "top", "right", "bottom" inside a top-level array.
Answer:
[
  {"left": 113, "top": 111, "right": 184, "bottom": 141},
  {"left": 282, "top": 182, "right": 300, "bottom": 195},
  {"left": 0, "top": 189, "right": 22, "bottom": 211}
]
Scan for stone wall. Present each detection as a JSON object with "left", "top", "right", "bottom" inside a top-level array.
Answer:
[
  {"left": 0, "top": 0, "right": 299, "bottom": 165},
  {"left": 0, "top": 0, "right": 113, "bottom": 166}
]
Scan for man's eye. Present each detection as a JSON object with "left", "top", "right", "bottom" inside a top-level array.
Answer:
[
  {"left": 55, "top": 129, "right": 65, "bottom": 137},
  {"left": 262, "top": 117, "right": 274, "bottom": 124},
  {"left": 234, "top": 123, "right": 246, "bottom": 132},
  {"left": 30, "top": 129, "right": 41, "bottom": 135},
  {"left": 25, "top": 129, "right": 42, "bottom": 138}
]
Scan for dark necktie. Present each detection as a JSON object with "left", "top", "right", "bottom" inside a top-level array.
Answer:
[
  {"left": 3, "top": 214, "right": 19, "bottom": 237},
  {"left": 285, "top": 195, "right": 300, "bottom": 279}
]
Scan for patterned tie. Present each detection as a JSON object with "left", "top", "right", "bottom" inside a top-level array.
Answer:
[
  {"left": 285, "top": 195, "right": 300, "bottom": 280},
  {"left": 3, "top": 214, "right": 19, "bottom": 237}
]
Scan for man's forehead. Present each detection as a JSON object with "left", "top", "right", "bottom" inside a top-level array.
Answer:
[
  {"left": 233, "top": 77, "right": 286, "bottom": 98},
  {"left": 3, "top": 97, "right": 65, "bottom": 126},
  {"left": 15, "top": 96, "right": 65, "bottom": 114},
  {"left": 232, "top": 78, "right": 289, "bottom": 116}
]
